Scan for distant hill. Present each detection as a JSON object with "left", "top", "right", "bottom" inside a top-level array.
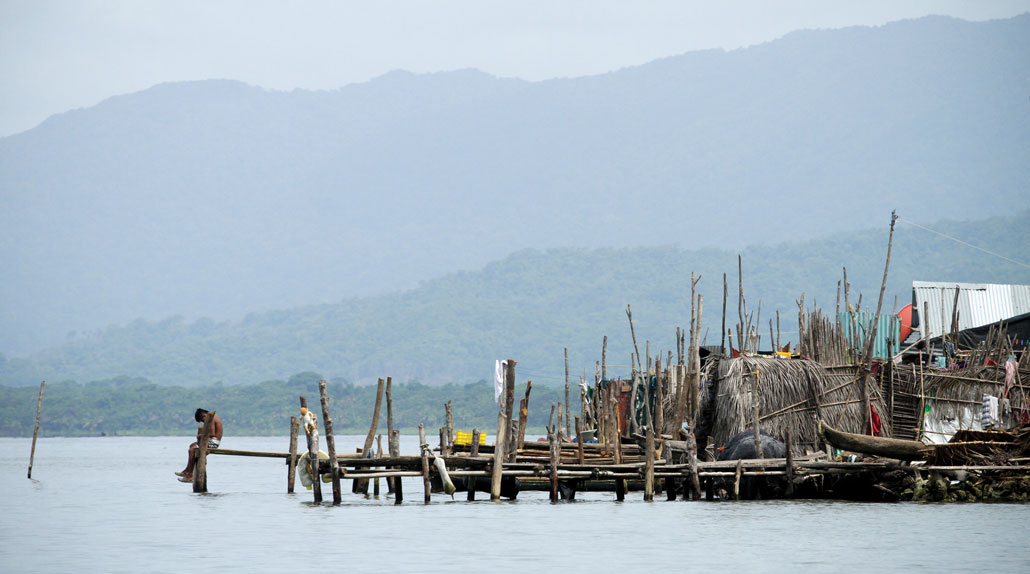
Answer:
[
  {"left": 1, "top": 15, "right": 1028, "bottom": 356},
  {"left": 2, "top": 210, "right": 1027, "bottom": 387}
]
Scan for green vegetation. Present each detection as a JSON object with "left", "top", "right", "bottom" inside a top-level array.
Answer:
[
  {"left": 2, "top": 211, "right": 1026, "bottom": 390},
  {"left": 0, "top": 373, "right": 567, "bottom": 438}
]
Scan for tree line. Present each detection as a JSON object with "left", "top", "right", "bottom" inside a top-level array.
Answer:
[{"left": 0, "top": 372, "right": 570, "bottom": 438}]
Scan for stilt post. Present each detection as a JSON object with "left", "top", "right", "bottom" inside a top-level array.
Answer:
[
  {"left": 287, "top": 415, "right": 299, "bottom": 493},
  {"left": 644, "top": 427, "right": 655, "bottom": 501},
  {"left": 318, "top": 380, "right": 342, "bottom": 504},
  {"left": 419, "top": 423, "right": 431, "bottom": 504},
  {"left": 193, "top": 410, "right": 215, "bottom": 494},
  {"left": 27, "top": 381, "right": 44, "bottom": 479}
]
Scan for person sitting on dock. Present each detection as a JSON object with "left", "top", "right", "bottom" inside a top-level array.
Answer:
[{"left": 176, "top": 408, "right": 223, "bottom": 483}]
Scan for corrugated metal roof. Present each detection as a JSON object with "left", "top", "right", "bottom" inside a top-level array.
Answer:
[
  {"left": 838, "top": 311, "right": 901, "bottom": 359},
  {"left": 912, "top": 281, "right": 1030, "bottom": 339}
]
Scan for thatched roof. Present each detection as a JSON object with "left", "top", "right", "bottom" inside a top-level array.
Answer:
[{"left": 700, "top": 356, "right": 891, "bottom": 455}]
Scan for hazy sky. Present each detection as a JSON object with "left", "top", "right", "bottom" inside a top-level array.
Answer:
[{"left": 2, "top": 1, "right": 1028, "bottom": 137}]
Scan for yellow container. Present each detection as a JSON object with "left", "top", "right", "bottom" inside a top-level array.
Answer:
[{"left": 454, "top": 430, "right": 487, "bottom": 446}]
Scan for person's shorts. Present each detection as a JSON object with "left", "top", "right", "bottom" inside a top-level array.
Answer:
[{"left": 207, "top": 438, "right": 220, "bottom": 449}]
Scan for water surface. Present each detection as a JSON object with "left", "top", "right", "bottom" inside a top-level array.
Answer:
[{"left": 3, "top": 436, "right": 1028, "bottom": 573}]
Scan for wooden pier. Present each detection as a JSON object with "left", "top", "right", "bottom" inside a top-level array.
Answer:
[{"left": 189, "top": 374, "right": 1030, "bottom": 504}]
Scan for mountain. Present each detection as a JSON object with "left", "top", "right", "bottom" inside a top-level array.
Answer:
[
  {"left": 2, "top": 210, "right": 1027, "bottom": 387},
  {"left": 1, "top": 15, "right": 1028, "bottom": 356}
]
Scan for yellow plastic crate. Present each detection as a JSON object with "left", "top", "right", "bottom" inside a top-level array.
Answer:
[{"left": 454, "top": 430, "right": 487, "bottom": 446}]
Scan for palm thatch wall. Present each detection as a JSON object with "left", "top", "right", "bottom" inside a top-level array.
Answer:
[
  {"left": 700, "top": 356, "right": 891, "bottom": 455},
  {"left": 888, "top": 363, "right": 1030, "bottom": 443}
]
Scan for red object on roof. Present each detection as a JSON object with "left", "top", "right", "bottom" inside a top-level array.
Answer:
[{"left": 898, "top": 304, "right": 913, "bottom": 342}]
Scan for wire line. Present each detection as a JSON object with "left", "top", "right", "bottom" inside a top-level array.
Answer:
[{"left": 897, "top": 215, "right": 1030, "bottom": 269}]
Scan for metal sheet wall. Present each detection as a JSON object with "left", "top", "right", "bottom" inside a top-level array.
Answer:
[{"left": 913, "top": 282, "right": 1030, "bottom": 340}]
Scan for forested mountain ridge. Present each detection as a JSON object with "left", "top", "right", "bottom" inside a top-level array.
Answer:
[
  {"left": 1, "top": 15, "right": 1028, "bottom": 356},
  {"left": 2, "top": 211, "right": 1027, "bottom": 388}
]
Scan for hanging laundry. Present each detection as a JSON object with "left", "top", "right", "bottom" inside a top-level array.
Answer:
[
  {"left": 870, "top": 404, "right": 882, "bottom": 437},
  {"left": 494, "top": 360, "right": 507, "bottom": 404},
  {"left": 1004, "top": 356, "right": 1017, "bottom": 398},
  {"left": 981, "top": 393, "right": 1000, "bottom": 428}
]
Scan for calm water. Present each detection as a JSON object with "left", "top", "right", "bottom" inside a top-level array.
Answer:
[{"left": 2, "top": 435, "right": 1029, "bottom": 573}]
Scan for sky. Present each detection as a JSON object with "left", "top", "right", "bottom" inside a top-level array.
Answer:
[{"left": 1, "top": 1, "right": 1029, "bottom": 138}]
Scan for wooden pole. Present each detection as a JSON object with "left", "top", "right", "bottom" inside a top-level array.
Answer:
[
  {"left": 318, "top": 380, "right": 342, "bottom": 504},
  {"left": 287, "top": 416, "right": 299, "bottom": 493},
  {"left": 785, "top": 427, "right": 795, "bottom": 497},
  {"left": 518, "top": 381, "right": 532, "bottom": 450},
  {"left": 363, "top": 378, "right": 385, "bottom": 457},
  {"left": 27, "top": 380, "right": 44, "bottom": 479},
  {"left": 491, "top": 405, "right": 507, "bottom": 501},
  {"left": 644, "top": 428, "right": 655, "bottom": 501},
  {"left": 721, "top": 272, "right": 728, "bottom": 356},
  {"left": 419, "top": 424, "right": 431, "bottom": 504},
  {"left": 738, "top": 255, "right": 745, "bottom": 355},
  {"left": 556, "top": 402, "right": 563, "bottom": 449},
  {"left": 655, "top": 356, "right": 664, "bottom": 435},
  {"left": 445, "top": 400, "right": 454, "bottom": 453},
  {"left": 193, "top": 411, "right": 215, "bottom": 494},
  {"left": 751, "top": 368, "right": 763, "bottom": 459},
  {"left": 858, "top": 211, "right": 898, "bottom": 434},
  {"left": 844, "top": 267, "right": 851, "bottom": 313},
  {"left": 575, "top": 416, "right": 585, "bottom": 465},
  {"left": 503, "top": 360, "right": 517, "bottom": 462},
  {"left": 627, "top": 305, "right": 642, "bottom": 372},
  {"left": 549, "top": 425, "right": 559, "bottom": 502},
  {"left": 564, "top": 348, "right": 571, "bottom": 437},
  {"left": 614, "top": 391, "right": 625, "bottom": 501},
  {"left": 386, "top": 376, "right": 396, "bottom": 494},
  {"left": 691, "top": 294, "right": 703, "bottom": 427},
  {"left": 391, "top": 429, "right": 404, "bottom": 504},
  {"left": 374, "top": 434, "right": 382, "bottom": 496},
  {"left": 356, "top": 377, "right": 385, "bottom": 494},
  {"left": 949, "top": 284, "right": 961, "bottom": 346},
  {"left": 602, "top": 335, "right": 608, "bottom": 380},
  {"left": 776, "top": 310, "right": 781, "bottom": 351},
  {"left": 467, "top": 428, "right": 480, "bottom": 501}
]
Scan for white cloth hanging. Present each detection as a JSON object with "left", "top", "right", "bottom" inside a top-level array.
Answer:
[
  {"left": 981, "top": 393, "right": 999, "bottom": 428},
  {"left": 494, "top": 360, "right": 507, "bottom": 404}
]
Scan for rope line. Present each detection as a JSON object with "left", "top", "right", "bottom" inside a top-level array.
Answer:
[{"left": 897, "top": 215, "right": 1030, "bottom": 269}]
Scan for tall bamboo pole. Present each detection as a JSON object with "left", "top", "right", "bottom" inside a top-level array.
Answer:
[
  {"left": 27, "top": 381, "right": 44, "bottom": 479},
  {"left": 564, "top": 348, "right": 571, "bottom": 437},
  {"left": 504, "top": 360, "right": 517, "bottom": 461},
  {"left": 355, "top": 378, "right": 385, "bottom": 494},
  {"left": 627, "top": 305, "right": 642, "bottom": 373},
  {"left": 386, "top": 376, "right": 397, "bottom": 494},
  {"left": 721, "top": 273, "right": 728, "bottom": 356},
  {"left": 858, "top": 210, "right": 898, "bottom": 434}
]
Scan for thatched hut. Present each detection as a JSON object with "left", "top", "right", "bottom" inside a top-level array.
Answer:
[
  {"left": 698, "top": 356, "right": 892, "bottom": 456},
  {"left": 887, "top": 363, "right": 1030, "bottom": 445}
]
